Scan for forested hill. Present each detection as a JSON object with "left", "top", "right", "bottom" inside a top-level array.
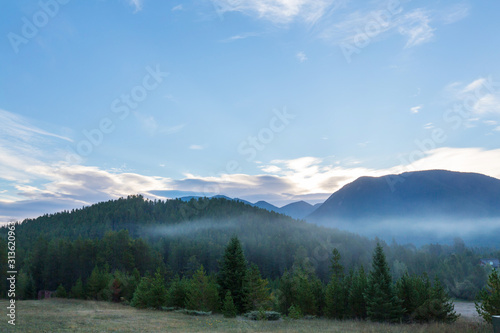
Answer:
[
  {"left": 0, "top": 195, "right": 495, "bottom": 302},
  {"left": 3, "top": 195, "right": 375, "bottom": 281}
]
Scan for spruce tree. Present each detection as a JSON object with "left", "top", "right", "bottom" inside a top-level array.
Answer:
[
  {"left": 278, "top": 269, "right": 294, "bottom": 315},
  {"left": 186, "top": 265, "right": 220, "bottom": 312},
  {"left": 70, "top": 277, "right": 85, "bottom": 299},
  {"left": 222, "top": 291, "right": 237, "bottom": 318},
  {"left": 475, "top": 269, "right": 500, "bottom": 323},
  {"left": 427, "top": 277, "right": 459, "bottom": 323},
  {"left": 246, "top": 264, "right": 271, "bottom": 311},
  {"left": 348, "top": 266, "right": 367, "bottom": 319},
  {"left": 217, "top": 236, "right": 248, "bottom": 314},
  {"left": 365, "top": 243, "right": 403, "bottom": 322},
  {"left": 325, "top": 249, "right": 346, "bottom": 319}
]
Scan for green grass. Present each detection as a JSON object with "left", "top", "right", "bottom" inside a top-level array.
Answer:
[{"left": 0, "top": 299, "right": 492, "bottom": 333}]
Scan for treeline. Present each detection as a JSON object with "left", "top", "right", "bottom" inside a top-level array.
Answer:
[
  {"left": 0, "top": 196, "right": 496, "bottom": 301},
  {"left": 42, "top": 237, "right": 461, "bottom": 323}
]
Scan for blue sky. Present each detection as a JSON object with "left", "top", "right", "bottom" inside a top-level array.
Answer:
[{"left": 1, "top": 0, "right": 500, "bottom": 223}]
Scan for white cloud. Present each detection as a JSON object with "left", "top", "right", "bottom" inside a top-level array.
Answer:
[
  {"left": 172, "top": 4, "right": 183, "bottom": 11},
  {"left": 296, "top": 51, "right": 307, "bottom": 62},
  {"left": 394, "top": 147, "right": 500, "bottom": 180},
  {"left": 211, "top": 0, "right": 342, "bottom": 25},
  {"left": 441, "top": 3, "right": 469, "bottom": 25},
  {"left": 473, "top": 94, "right": 500, "bottom": 115},
  {"left": 189, "top": 144, "right": 204, "bottom": 150},
  {"left": 494, "top": 126, "right": 500, "bottom": 132},
  {"left": 447, "top": 77, "right": 500, "bottom": 116},
  {"left": 410, "top": 105, "right": 422, "bottom": 114},
  {"left": 129, "top": 0, "right": 143, "bottom": 12},
  {"left": 398, "top": 10, "right": 434, "bottom": 48},
  {"left": 220, "top": 32, "right": 259, "bottom": 43}
]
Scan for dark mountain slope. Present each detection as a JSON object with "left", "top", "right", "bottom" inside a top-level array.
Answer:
[{"left": 309, "top": 170, "right": 500, "bottom": 220}]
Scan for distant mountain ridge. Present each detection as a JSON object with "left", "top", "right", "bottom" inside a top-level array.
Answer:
[
  {"left": 308, "top": 170, "right": 500, "bottom": 221},
  {"left": 171, "top": 196, "right": 318, "bottom": 219}
]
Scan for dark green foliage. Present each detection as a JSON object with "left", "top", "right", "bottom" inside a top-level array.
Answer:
[
  {"left": 277, "top": 270, "right": 294, "bottom": 315},
  {"left": 55, "top": 284, "right": 67, "bottom": 298},
  {"left": 70, "top": 278, "right": 85, "bottom": 299},
  {"left": 217, "top": 236, "right": 248, "bottom": 314},
  {"left": 86, "top": 265, "right": 111, "bottom": 301},
  {"left": 246, "top": 264, "right": 272, "bottom": 310},
  {"left": 167, "top": 275, "right": 189, "bottom": 308},
  {"left": 325, "top": 248, "right": 346, "bottom": 319},
  {"left": 365, "top": 243, "right": 403, "bottom": 323},
  {"left": 396, "top": 273, "right": 458, "bottom": 323},
  {"left": 130, "top": 270, "right": 167, "bottom": 309},
  {"left": 288, "top": 304, "right": 302, "bottom": 319},
  {"left": 186, "top": 265, "right": 220, "bottom": 312},
  {"left": 222, "top": 291, "right": 237, "bottom": 318},
  {"left": 348, "top": 266, "right": 367, "bottom": 319},
  {"left": 475, "top": 269, "right": 500, "bottom": 323}
]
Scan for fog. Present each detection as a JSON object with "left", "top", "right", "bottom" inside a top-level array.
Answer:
[
  {"left": 312, "top": 216, "right": 500, "bottom": 247},
  {"left": 144, "top": 219, "right": 237, "bottom": 238}
]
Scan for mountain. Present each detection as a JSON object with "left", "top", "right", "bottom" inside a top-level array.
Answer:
[
  {"left": 280, "top": 201, "right": 317, "bottom": 219},
  {"left": 172, "top": 194, "right": 320, "bottom": 220},
  {"left": 309, "top": 170, "right": 500, "bottom": 220},
  {"left": 308, "top": 170, "right": 500, "bottom": 245},
  {"left": 253, "top": 200, "right": 280, "bottom": 213}
]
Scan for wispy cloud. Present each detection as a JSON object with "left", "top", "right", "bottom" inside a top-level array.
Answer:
[
  {"left": 172, "top": 4, "right": 183, "bottom": 12},
  {"left": 220, "top": 32, "right": 259, "bottom": 43},
  {"left": 398, "top": 9, "right": 434, "bottom": 48},
  {"left": 189, "top": 144, "right": 204, "bottom": 150},
  {"left": 447, "top": 77, "right": 500, "bottom": 115},
  {"left": 440, "top": 3, "right": 469, "bottom": 25},
  {"left": 211, "top": 0, "right": 343, "bottom": 25},
  {"left": 410, "top": 105, "right": 422, "bottom": 114},
  {"left": 296, "top": 51, "right": 307, "bottom": 62},
  {"left": 129, "top": 0, "right": 143, "bottom": 12}
]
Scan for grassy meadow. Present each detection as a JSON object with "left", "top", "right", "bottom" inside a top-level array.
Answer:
[{"left": 0, "top": 299, "right": 492, "bottom": 333}]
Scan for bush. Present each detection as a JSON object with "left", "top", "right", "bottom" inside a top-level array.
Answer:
[
  {"left": 55, "top": 284, "right": 67, "bottom": 298},
  {"left": 288, "top": 304, "right": 302, "bottom": 319},
  {"left": 243, "top": 310, "right": 281, "bottom": 321}
]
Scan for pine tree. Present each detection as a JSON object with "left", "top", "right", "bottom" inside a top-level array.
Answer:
[
  {"left": 186, "top": 265, "right": 220, "bottom": 312},
  {"left": 246, "top": 264, "right": 271, "bottom": 311},
  {"left": 325, "top": 248, "right": 346, "bottom": 319},
  {"left": 70, "top": 277, "right": 85, "bottom": 299},
  {"left": 427, "top": 277, "right": 459, "bottom": 323},
  {"left": 278, "top": 269, "right": 294, "bottom": 315},
  {"left": 167, "top": 275, "right": 188, "bottom": 308},
  {"left": 130, "top": 269, "right": 167, "bottom": 309},
  {"left": 55, "top": 284, "right": 67, "bottom": 298},
  {"left": 217, "top": 236, "right": 248, "bottom": 314},
  {"left": 131, "top": 275, "right": 152, "bottom": 308},
  {"left": 475, "top": 269, "right": 500, "bottom": 323},
  {"left": 222, "top": 291, "right": 237, "bottom": 318},
  {"left": 86, "top": 265, "right": 111, "bottom": 301},
  {"left": 365, "top": 243, "right": 403, "bottom": 323},
  {"left": 348, "top": 266, "right": 367, "bottom": 319}
]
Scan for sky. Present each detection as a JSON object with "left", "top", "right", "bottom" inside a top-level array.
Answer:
[{"left": 1, "top": 0, "right": 500, "bottom": 223}]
